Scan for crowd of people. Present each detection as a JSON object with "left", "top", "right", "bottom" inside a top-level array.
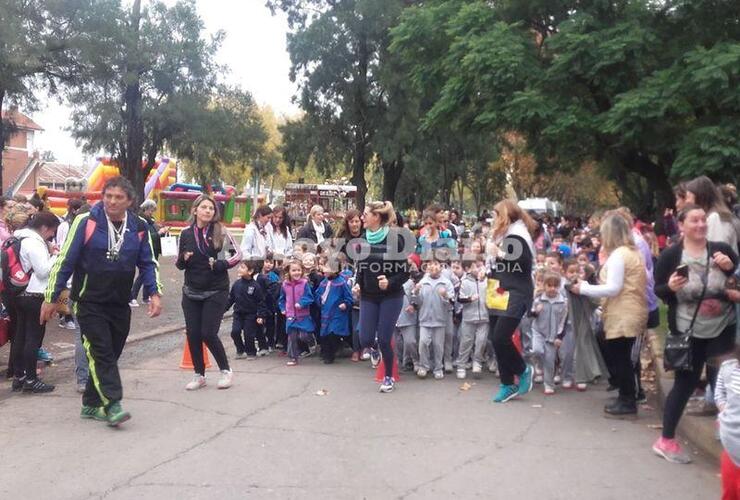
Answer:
[{"left": 2, "top": 174, "right": 740, "bottom": 493}]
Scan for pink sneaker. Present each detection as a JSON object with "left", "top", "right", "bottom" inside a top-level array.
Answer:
[{"left": 652, "top": 437, "right": 692, "bottom": 464}]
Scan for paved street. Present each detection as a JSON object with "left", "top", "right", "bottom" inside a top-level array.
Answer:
[{"left": 0, "top": 325, "right": 720, "bottom": 500}]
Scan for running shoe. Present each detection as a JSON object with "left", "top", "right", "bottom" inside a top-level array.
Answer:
[
  {"left": 128, "top": 299, "right": 139, "bottom": 308},
  {"left": 492, "top": 384, "right": 518, "bottom": 403},
  {"left": 217, "top": 369, "right": 233, "bottom": 389},
  {"left": 36, "top": 348, "right": 53, "bottom": 363},
  {"left": 517, "top": 365, "right": 534, "bottom": 396},
  {"left": 22, "top": 378, "right": 55, "bottom": 393},
  {"left": 235, "top": 352, "right": 247, "bottom": 360},
  {"left": 562, "top": 380, "right": 574, "bottom": 389},
  {"left": 379, "top": 376, "right": 395, "bottom": 393},
  {"left": 286, "top": 359, "right": 297, "bottom": 366},
  {"left": 544, "top": 384, "right": 555, "bottom": 395},
  {"left": 185, "top": 374, "right": 206, "bottom": 391},
  {"left": 80, "top": 405, "right": 107, "bottom": 421},
  {"left": 472, "top": 362, "right": 482, "bottom": 379},
  {"left": 361, "top": 349, "right": 371, "bottom": 361},
  {"left": 65, "top": 320, "right": 76, "bottom": 330},
  {"left": 106, "top": 402, "right": 131, "bottom": 427},
  {"left": 416, "top": 368, "right": 428, "bottom": 379},
  {"left": 652, "top": 437, "right": 692, "bottom": 464},
  {"left": 456, "top": 368, "right": 466, "bottom": 380},
  {"left": 576, "top": 383, "right": 588, "bottom": 392},
  {"left": 433, "top": 371, "right": 444, "bottom": 380},
  {"left": 257, "top": 349, "right": 269, "bottom": 357},
  {"left": 369, "top": 349, "right": 381, "bottom": 368},
  {"left": 11, "top": 376, "right": 25, "bottom": 392}
]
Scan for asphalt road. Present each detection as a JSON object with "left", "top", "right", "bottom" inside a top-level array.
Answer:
[{"left": 0, "top": 325, "right": 720, "bottom": 500}]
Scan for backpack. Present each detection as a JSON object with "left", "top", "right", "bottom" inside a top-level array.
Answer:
[{"left": 0, "top": 236, "right": 31, "bottom": 296}]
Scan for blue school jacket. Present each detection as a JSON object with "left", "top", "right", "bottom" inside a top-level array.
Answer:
[{"left": 316, "top": 274, "right": 353, "bottom": 337}]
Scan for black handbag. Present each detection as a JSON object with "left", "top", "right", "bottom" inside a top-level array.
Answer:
[{"left": 663, "top": 249, "right": 709, "bottom": 372}]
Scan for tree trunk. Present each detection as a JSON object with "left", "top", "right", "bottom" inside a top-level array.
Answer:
[
  {"left": 381, "top": 158, "right": 404, "bottom": 203},
  {"left": 0, "top": 88, "right": 5, "bottom": 195},
  {"left": 121, "top": 0, "right": 145, "bottom": 202},
  {"left": 352, "top": 29, "right": 370, "bottom": 210}
]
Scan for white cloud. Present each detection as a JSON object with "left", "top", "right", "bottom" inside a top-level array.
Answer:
[{"left": 30, "top": 0, "right": 296, "bottom": 165}]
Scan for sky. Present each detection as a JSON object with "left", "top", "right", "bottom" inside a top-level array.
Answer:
[{"left": 31, "top": 0, "right": 298, "bottom": 166}]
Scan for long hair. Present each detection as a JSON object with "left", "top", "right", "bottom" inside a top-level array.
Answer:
[
  {"left": 189, "top": 194, "right": 225, "bottom": 250},
  {"left": 686, "top": 176, "right": 733, "bottom": 221},
  {"left": 337, "top": 209, "right": 362, "bottom": 239},
  {"left": 271, "top": 206, "right": 291, "bottom": 237},
  {"left": 491, "top": 199, "right": 537, "bottom": 239},
  {"left": 600, "top": 214, "right": 635, "bottom": 254}
]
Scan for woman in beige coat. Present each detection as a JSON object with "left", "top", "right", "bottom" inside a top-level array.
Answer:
[{"left": 572, "top": 213, "right": 647, "bottom": 417}]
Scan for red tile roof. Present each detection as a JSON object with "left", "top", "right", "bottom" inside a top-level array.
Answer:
[{"left": 1, "top": 109, "right": 43, "bottom": 131}]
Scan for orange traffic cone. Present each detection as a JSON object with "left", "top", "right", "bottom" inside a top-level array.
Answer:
[
  {"left": 179, "top": 339, "right": 212, "bottom": 370},
  {"left": 374, "top": 339, "right": 400, "bottom": 382}
]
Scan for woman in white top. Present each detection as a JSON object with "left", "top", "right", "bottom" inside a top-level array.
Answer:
[
  {"left": 297, "top": 205, "right": 333, "bottom": 246},
  {"left": 240, "top": 205, "right": 273, "bottom": 259},
  {"left": 266, "top": 206, "right": 293, "bottom": 259},
  {"left": 10, "top": 211, "right": 60, "bottom": 393}
]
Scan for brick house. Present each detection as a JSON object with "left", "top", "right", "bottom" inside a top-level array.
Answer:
[{"left": 1, "top": 108, "right": 44, "bottom": 195}]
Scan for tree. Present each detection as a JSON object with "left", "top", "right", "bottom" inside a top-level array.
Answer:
[
  {"left": 67, "top": 0, "right": 223, "bottom": 199},
  {"left": 0, "top": 0, "right": 116, "bottom": 193},
  {"left": 391, "top": 0, "right": 740, "bottom": 215},
  {"left": 267, "top": 0, "right": 410, "bottom": 209}
]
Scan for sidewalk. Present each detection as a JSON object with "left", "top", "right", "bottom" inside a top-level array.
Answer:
[
  {"left": 648, "top": 330, "right": 722, "bottom": 462},
  {"left": 0, "top": 333, "right": 720, "bottom": 500}
]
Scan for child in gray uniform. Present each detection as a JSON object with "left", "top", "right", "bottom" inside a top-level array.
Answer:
[
  {"left": 715, "top": 352, "right": 740, "bottom": 492},
  {"left": 455, "top": 258, "right": 489, "bottom": 379},
  {"left": 395, "top": 271, "right": 421, "bottom": 372},
  {"left": 530, "top": 272, "right": 569, "bottom": 395},
  {"left": 415, "top": 257, "right": 454, "bottom": 380}
]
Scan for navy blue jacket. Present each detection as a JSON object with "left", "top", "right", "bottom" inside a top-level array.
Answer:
[
  {"left": 227, "top": 276, "right": 268, "bottom": 318},
  {"left": 45, "top": 202, "right": 162, "bottom": 305}
]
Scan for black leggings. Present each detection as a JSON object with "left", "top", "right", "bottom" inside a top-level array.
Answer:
[
  {"left": 181, "top": 291, "right": 230, "bottom": 376},
  {"left": 359, "top": 296, "right": 404, "bottom": 378},
  {"left": 10, "top": 295, "right": 45, "bottom": 380},
  {"left": 662, "top": 324, "right": 735, "bottom": 439},
  {"left": 489, "top": 315, "right": 526, "bottom": 386},
  {"left": 602, "top": 336, "right": 636, "bottom": 402}
]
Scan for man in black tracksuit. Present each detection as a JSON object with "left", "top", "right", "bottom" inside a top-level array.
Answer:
[
  {"left": 41, "top": 177, "right": 162, "bottom": 427},
  {"left": 226, "top": 260, "right": 269, "bottom": 359}
]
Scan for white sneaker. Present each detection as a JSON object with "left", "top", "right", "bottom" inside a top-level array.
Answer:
[
  {"left": 554, "top": 374, "right": 562, "bottom": 384},
  {"left": 576, "top": 383, "right": 588, "bottom": 391},
  {"left": 534, "top": 374, "right": 544, "bottom": 384},
  {"left": 472, "top": 362, "right": 482, "bottom": 378},
  {"left": 433, "top": 371, "right": 444, "bottom": 380},
  {"left": 416, "top": 368, "right": 428, "bottom": 379},
  {"left": 128, "top": 300, "right": 140, "bottom": 308},
  {"left": 544, "top": 384, "right": 555, "bottom": 395},
  {"left": 217, "top": 370, "right": 233, "bottom": 390},
  {"left": 562, "top": 380, "right": 574, "bottom": 389},
  {"left": 235, "top": 352, "right": 248, "bottom": 359},
  {"left": 185, "top": 374, "right": 206, "bottom": 391},
  {"left": 65, "top": 320, "right": 76, "bottom": 330},
  {"left": 456, "top": 368, "right": 466, "bottom": 380},
  {"left": 257, "top": 349, "right": 269, "bottom": 357},
  {"left": 361, "top": 350, "right": 371, "bottom": 361}
]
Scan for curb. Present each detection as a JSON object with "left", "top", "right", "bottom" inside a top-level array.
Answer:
[
  {"left": 51, "top": 311, "right": 235, "bottom": 364},
  {"left": 647, "top": 330, "right": 721, "bottom": 463}
]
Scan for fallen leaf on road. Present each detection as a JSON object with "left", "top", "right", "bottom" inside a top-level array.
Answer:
[
  {"left": 531, "top": 404, "right": 543, "bottom": 408},
  {"left": 315, "top": 389, "right": 329, "bottom": 396},
  {"left": 459, "top": 382, "right": 475, "bottom": 391},
  {"left": 647, "top": 424, "right": 663, "bottom": 429}
]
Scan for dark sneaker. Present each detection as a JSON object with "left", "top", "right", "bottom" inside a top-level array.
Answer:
[
  {"left": 80, "top": 405, "right": 107, "bottom": 421},
  {"left": 11, "top": 376, "right": 25, "bottom": 392},
  {"left": 22, "top": 379, "right": 55, "bottom": 393},
  {"left": 106, "top": 402, "right": 131, "bottom": 427},
  {"left": 604, "top": 398, "right": 637, "bottom": 418},
  {"left": 370, "top": 349, "right": 381, "bottom": 368},
  {"left": 636, "top": 389, "right": 648, "bottom": 404}
]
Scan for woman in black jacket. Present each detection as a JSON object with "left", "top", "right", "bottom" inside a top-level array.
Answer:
[
  {"left": 296, "top": 205, "right": 333, "bottom": 246},
  {"left": 356, "top": 201, "right": 411, "bottom": 393},
  {"left": 176, "top": 194, "right": 241, "bottom": 391},
  {"left": 652, "top": 204, "right": 739, "bottom": 464}
]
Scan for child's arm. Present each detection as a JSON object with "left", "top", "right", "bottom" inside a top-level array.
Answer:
[
  {"left": 555, "top": 299, "right": 569, "bottom": 344},
  {"left": 225, "top": 283, "right": 236, "bottom": 312},
  {"left": 715, "top": 362, "right": 732, "bottom": 413},
  {"left": 298, "top": 284, "right": 316, "bottom": 309},
  {"left": 254, "top": 283, "right": 268, "bottom": 321},
  {"left": 457, "top": 280, "right": 475, "bottom": 303},
  {"left": 342, "top": 282, "right": 353, "bottom": 309}
]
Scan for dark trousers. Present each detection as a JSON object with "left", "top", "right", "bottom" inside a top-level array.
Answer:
[
  {"left": 662, "top": 324, "right": 735, "bottom": 439},
  {"left": 275, "top": 313, "right": 287, "bottom": 349},
  {"left": 602, "top": 336, "right": 636, "bottom": 403},
  {"left": 130, "top": 272, "right": 150, "bottom": 302},
  {"left": 263, "top": 313, "right": 276, "bottom": 348},
  {"left": 359, "top": 296, "right": 404, "bottom": 378},
  {"left": 489, "top": 315, "right": 526, "bottom": 386},
  {"left": 3, "top": 293, "right": 18, "bottom": 376},
  {"left": 321, "top": 333, "right": 345, "bottom": 362},
  {"left": 77, "top": 301, "right": 131, "bottom": 408},
  {"left": 231, "top": 313, "right": 267, "bottom": 355},
  {"left": 11, "top": 295, "right": 46, "bottom": 380},
  {"left": 182, "top": 291, "right": 230, "bottom": 376}
]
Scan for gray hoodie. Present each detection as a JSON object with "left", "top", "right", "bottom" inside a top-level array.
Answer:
[
  {"left": 396, "top": 279, "right": 418, "bottom": 328},
  {"left": 458, "top": 274, "right": 488, "bottom": 323},
  {"left": 530, "top": 292, "right": 568, "bottom": 342},
  {"left": 417, "top": 274, "right": 454, "bottom": 327}
]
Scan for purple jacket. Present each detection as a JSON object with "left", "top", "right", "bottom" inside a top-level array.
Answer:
[
  {"left": 634, "top": 231, "right": 658, "bottom": 312},
  {"left": 279, "top": 278, "right": 313, "bottom": 320}
]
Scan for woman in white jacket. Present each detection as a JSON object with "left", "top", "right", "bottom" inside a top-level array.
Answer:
[
  {"left": 10, "top": 211, "right": 60, "bottom": 393},
  {"left": 266, "top": 206, "right": 293, "bottom": 258}
]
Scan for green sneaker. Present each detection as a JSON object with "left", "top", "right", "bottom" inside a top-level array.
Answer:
[
  {"left": 492, "top": 384, "right": 519, "bottom": 403},
  {"left": 80, "top": 405, "right": 107, "bottom": 421},
  {"left": 106, "top": 402, "right": 131, "bottom": 427}
]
